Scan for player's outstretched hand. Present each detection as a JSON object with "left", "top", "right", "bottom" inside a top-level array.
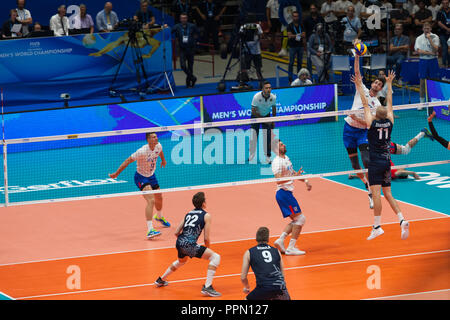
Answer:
[
  {"left": 427, "top": 110, "right": 436, "bottom": 122},
  {"left": 160, "top": 159, "right": 167, "bottom": 168},
  {"left": 350, "top": 73, "right": 363, "bottom": 84},
  {"left": 296, "top": 167, "right": 304, "bottom": 176},
  {"left": 385, "top": 70, "right": 396, "bottom": 84}
]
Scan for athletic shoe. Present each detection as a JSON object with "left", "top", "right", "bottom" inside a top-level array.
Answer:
[
  {"left": 154, "top": 214, "right": 171, "bottom": 227},
  {"left": 154, "top": 277, "right": 168, "bottom": 287},
  {"left": 367, "top": 226, "right": 384, "bottom": 240},
  {"left": 274, "top": 238, "right": 286, "bottom": 254},
  {"left": 147, "top": 228, "right": 162, "bottom": 239},
  {"left": 201, "top": 285, "right": 222, "bottom": 297},
  {"left": 285, "top": 247, "right": 306, "bottom": 256},
  {"left": 278, "top": 48, "right": 288, "bottom": 57},
  {"left": 368, "top": 193, "right": 374, "bottom": 209},
  {"left": 265, "top": 156, "right": 272, "bottom": 164},
  {"left": 400, "top": 220, "right": 409, "bottom": 240},
  {"left": 421, "top": 128, "right": 434, "bottom": 141}
]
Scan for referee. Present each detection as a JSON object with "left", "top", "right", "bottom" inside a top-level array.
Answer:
[{"left": 249, "top": 81, "right": 277, "bottom": 164}]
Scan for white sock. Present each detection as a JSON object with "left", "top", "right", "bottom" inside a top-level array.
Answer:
[
  {"left": 415, "top": 132, "right": 425, "bottom": 140},
  {"left": 397, "top": 212, "right": 404, "bottom": 223},
  {"left": 288, "top": 238, "right": 297, "bottom": 249},
  {"left": 161, "top": 266, "right": 173, "bottom": 280},
  {"left": 205, "top": 269, "right": 216, "bottom": 287},
  {"left": 374, "top": 216, "right": 381, "bottom": 228},
  {"left": 147, "top": 220, "right": 153, "bottom": 231},
  {"left": 279, "top": 232, "right": 288, "bottom": 241}
]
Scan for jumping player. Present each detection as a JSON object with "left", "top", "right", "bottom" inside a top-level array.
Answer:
[
  {"left": 154, "top": 192, "right": 221, "bottom": 297},
  {"left": 109, "top": 132, "right": 170, "bottom": 239},
  {"left": 345, "top": 43, "right": 385, "bottom": 209},
  {"left": 354, "top": 70, "right": 410, "bottom": 240},
  {"left": 241, "top": 226, "right": 290, "bottom": 300},
  {"left": 272, "top": 140, "right": 312, "bottom": 255},
  {"left": 428, "top": 110, "right": 450, "bottom": 150}
]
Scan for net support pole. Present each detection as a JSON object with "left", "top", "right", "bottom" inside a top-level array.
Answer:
[{"left": 3, "top": 142, "right": 8, "bottom": 206}]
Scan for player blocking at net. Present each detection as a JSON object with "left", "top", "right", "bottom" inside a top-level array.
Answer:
[
  {"left": 109, "top": 132, "right": 170, "bottom": 239},
  {"left": 353, "top": 70, "right": 409, "bottom": 241},
  {"left": 272, "top": 140, "right": 312, "bottom": 255},
  {"left": 344, "top": 40, "right": 386, "bottom": 209},
  {"left": 154, "top": 192, "right": 222, "bottom": 297}
]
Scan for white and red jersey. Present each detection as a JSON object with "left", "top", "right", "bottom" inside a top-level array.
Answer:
[
  {"left": 345, "top": 83, "right": 380, "bottom": 129},
  {"left": 131, "top": 143, "right": 162, "bottom": 177},
  {"left": 271, "top": 155, "right": 295, "bottom": 192}
]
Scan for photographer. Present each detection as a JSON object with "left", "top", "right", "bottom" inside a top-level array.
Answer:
[
  {"left": 171, "top": 13, "right": 200, "bottom": 88},
  {"left": 134, "top": 0, "right": 155, "bottom": 29},
  {"left": 239, "top": 18, "right": 265, "bottom": 88},
  {"left": 308, "top": 23, "right": 333, "bottom": 83}
]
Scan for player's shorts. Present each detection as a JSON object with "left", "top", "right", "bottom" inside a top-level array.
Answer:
[
  {"left": 275, "top": 189, "right": 301, "bottom": 218},
  {"left": 368, "top": 160, "right": 391, "bottom": 187},
  {"left": 418, "top": 58, "right": 439, "bottom": 80},
  {"left": 246, "top": 286, "right": 291, "bottom": 300},
  {"left": 134, "top": 172, "right": 159, "bottom": 191},
  {"left": 343, "top": 122, "right": 369, "bottom": 149},
  {"left": 176, "top": 240, "right": 207, "bottom": 259}
]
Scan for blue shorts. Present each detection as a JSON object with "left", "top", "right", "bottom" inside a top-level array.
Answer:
[
  {"left": 343, "top": 122, "right": 369, "bottom": 149},
  {"left": 368, "top": 160, "right": 391, "bottom": 187},
  {"left": 134, "top": 172, "right": 159, "bottom": 190},
  {"left": 418, "top": 58, "right": 439, "bottom": 79},
  {"left": 275, "top": 189, "right": 301, "bottom": 218}
]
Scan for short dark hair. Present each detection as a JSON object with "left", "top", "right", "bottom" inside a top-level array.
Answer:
[
  {"left": 256, "top": 227, "right": 270, "bottom": 243},
  {"left": 146, "top": 132, "right": 156, "bottom": 140},
  {"left": 376, "top": 76, "right": 386, "bottom": 87},
  {"left": 263, "top": 80, "right": 271, "bottom": 87},
  {"left": 192, "top": 192, "right": 206, "bottom": 209}
]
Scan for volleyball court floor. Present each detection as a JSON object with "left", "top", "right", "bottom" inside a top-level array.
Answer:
[{"left": 0, "top": 110, "right": 449, "bottom": 300}]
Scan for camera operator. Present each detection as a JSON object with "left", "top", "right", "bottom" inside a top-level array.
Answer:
[
  {"left": 239, "top": 17, "right": 265, "bottom": 88},
  {"left": 171, "top": 12, "right": 200, "bottom": 88},
  {"left": 134, "top": 0, "right": 155, "bottom": 29},
  {"left": 308, "top": 23, "right": 333, "bottom": 83}
]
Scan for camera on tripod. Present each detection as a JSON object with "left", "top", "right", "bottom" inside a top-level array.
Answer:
[
  {"left": 239, "top": 23, "right": 259, "bottom": 42},
  {"left": 118, "top": 18, "right": 144, "bottom": 35}
]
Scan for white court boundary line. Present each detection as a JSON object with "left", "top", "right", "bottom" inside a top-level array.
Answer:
[
  {"left": 0, "top": 215, "right": 447, "bottom": 268},
  {"left": 12, "top": 249, "right": 450, "bottom": 300},
  {"left": 364, "top": 289, "right": 450, "bottom": 300}
]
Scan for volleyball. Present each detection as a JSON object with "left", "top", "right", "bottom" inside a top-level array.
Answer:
[{"left": 354, "top": 42, "right": 367, "bottom": 56}]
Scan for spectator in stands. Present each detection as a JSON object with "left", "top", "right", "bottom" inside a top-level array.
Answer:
[
  {"left": 308, "top": 23, "right": 333, "bottom": 83},
  {"left": 414, "top": 0, "right": 433, "bottom": 35},
  {"left": 414, "top": 22, "right": 440, "bottom": 104},
  {"left": 134, "top": 0, "right": 155, "bottom": 29},
  {"left": 335, "top": 0, "right": 352, "bottom": 18},
  {"left": 437, "top": 0, "right": 450, "bottom": 67},
  {"left": 2, "top": 9, "right": 22, "bottom": 38},
  {"left": 304, "top": 4, "right": 325, "bottom": 75},
  {"left": 291, "top": 68, "right": 313, "bottom": 86},
  {"left": 342, "top": 5, "right": 362, "bottom": 51},
  {"left": 428, "top": 0, "right": 442, "bottom": 21},
  {"left": 379, "top": 0, "right": 393, "bottom": 27},
  {"left": 33, "top": 22, "right": 42, "bottom": 32},
  {"left": 72, "top": 4, "right": 94, "bottom": 34},
  {"left": 321, "top": 0, "right": 338, "bottom": 33},
  {"left": 240, "top": 16, "right": 265, "bottom": 87},
  {"left": 50, "top": 5, "right": 69, "bottom": 37},
  {"left": 287, "top": 11, "right": 306, "bottom": 83},
  {"left": 403, "top": 0, "right": 417, "bottom": 16},
  {"left": 266, "top": 0, "right": 281, "bottom": 52},
  {"left": 391, "top": 1, "right": 413, "bottom": 26},
  {"left": 171, "top": 12, "right": 200, "bottom": 88},
  {"left": 196, "top": 0, "right": 226, "bottom": 51},
  {"left": 96, "top": 2, "right": 119, "bottom": 32},
  {"left": 172, "top": 0, "right": 193, "bottom": 24},
  {"left": 351, "top": 0, "right": 367, "bottom": 19},
  {"left": 16, "top": 0, "right": 32, "bottom": 36},
  {"left": 387, "top": 24, "right": 410, "bottom": 81}
]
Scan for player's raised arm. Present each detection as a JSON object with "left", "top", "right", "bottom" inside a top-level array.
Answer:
[
  {"left": 353, "top": 73, "right": 373, "bottom": 128},
  {"left": 240, "top": 250, "right": 251, "bottom": 293},
  {"left": 353, "top": 40, "right": 361, "bottom": 77},
  {"left": 385, "top": 70, "right": 396, "bottom": 124},
  {"left": 109, "top": 156, "right": 134, "bottom": 179}
]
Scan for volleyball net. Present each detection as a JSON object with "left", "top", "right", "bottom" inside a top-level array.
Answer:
[{"left": 1, "top": 98, "right": 449, "bottom": 206}]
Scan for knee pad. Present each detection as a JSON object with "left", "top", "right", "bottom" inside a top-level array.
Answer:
[
  {"left": 292, "top": 214, "right": 306, "bottom": 226},
  {"left": 349, "top": 155, "right": 361, "bottom": 170},
  {"left": 209, "top": 253, "right": 220, "bottom": 268}
]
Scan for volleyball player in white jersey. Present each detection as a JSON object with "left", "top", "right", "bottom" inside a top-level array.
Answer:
[
  {"left": 344, "top": 46, "right": 385, "bottom": 208},
  {"left": 272, "top": 140, "right": 312, "bottom": 256},
  {"left": 109, "top": 132, "right": 170, "bottom": 238}
]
